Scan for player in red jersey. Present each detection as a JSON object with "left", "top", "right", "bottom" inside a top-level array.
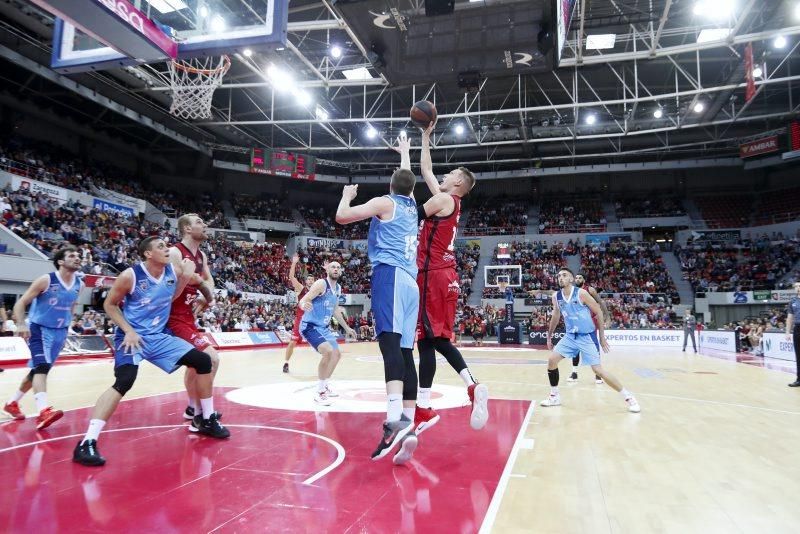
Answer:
[
  {"left": 412, "top": 123, "right": 489, "bottom": 434},
  {"left": 167, "top": 214, "right": 219, "bottom": 421},
  {"left": 283, "top": 254, "right": 315, "bottom": 373},
  {"left": 570, "top": 273, "right": 611, "bottom": 384}
]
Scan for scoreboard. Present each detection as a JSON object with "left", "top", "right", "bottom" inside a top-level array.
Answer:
[{"left": 249, "top": 148, "right": 316, "bottom": 180}]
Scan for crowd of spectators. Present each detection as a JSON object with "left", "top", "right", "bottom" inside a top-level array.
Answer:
[
  {"left": 538, "top": 198, "right": 606, "bottom": 234},
  {"left": 524, "top": 295, "right": 677, "bottom": 330},
  {"left": 581, "top": 240, "right": 679, "bottom": 301},
  {"left": 234, "top": 195, "right": 294, "bottom": 222},
  {"left": 462, "top": 198, "right": 528, "bottom": 236},
  {"left": 676, "top": 235, "right": 800, "bottom": 292},
  {"left": 298, "top": 205, "right": 370, "bottom": 239},
  {"left": 614, "top": 197, "right": 686, "bottom": 218},
  {"left": 455, "top": 242, "right": 480, "bottom": 304}
]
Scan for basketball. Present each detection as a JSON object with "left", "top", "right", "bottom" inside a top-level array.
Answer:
[{"left": 410, "top": 100, "right": 437, "bottom": 128}]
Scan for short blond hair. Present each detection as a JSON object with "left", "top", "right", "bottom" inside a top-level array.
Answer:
[{"left": 177, "top": 213, "right": 199, "bottom": 237}]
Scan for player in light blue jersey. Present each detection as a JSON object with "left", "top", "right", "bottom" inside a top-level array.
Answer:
[
  {"left": 73, "top": 237, "right": 229, "bottom": 467},
  {"left": 3, "top": 246, "right": 82, "bottom": 429},
  {"left": 298, "top": 261, "right": 356, "bottom": 406},
  {"left": 336, "top": 135, "right": 421, "bottom": 465},
  {"left": 541, "top": 268, "right": 641, "bottom": 413}
]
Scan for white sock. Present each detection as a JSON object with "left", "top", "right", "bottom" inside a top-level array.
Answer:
[
  {"left": 34, "top": 392, "right": 49, "bottom": 411},
  {"left": 403, "top": 406, "right": 415, "bottom": 421},
  {"left": 418, "top": 388, "right": 432, "bottom": 409},
  {"left": 188, "top": 398, "right": 198, "bottom": 411},
  {"left": 9, "top": 390, "right": 24, "bottom": 403},
  {"left": 200, "top": 397, "right": 214, "bottom": 419},
  {"left": 572, "top": 366, "right": 578, "bottom": 373},
  {"left": 82, "top": 419, "right": 106, "bottom": 444},
  {"left": 323, "top": 379, "right": 330, "bottom": 390},
  {"left": 619, "top": 389, "right": 633, "bottom": 401},
  {"left": 387, "top": 394, "right": 403, "bottom": 422},
  {"left": 459, "top": 368, "right": 476, "bottom": 386},
  {"left": 318, "top": 380, "right": 326, "bottom": 393},
  {"left": 550, "top": 386, "right": 560, "bottom": 396}
]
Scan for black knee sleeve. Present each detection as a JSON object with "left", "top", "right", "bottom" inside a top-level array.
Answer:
[
  {"left": 178, "top": 349, "right": 212, "bottom": 374},
  {"left": 417, "top": 338, "right": 436, "bottom": 389},
  {"left": 433, "top": 337, "right": 469, "bottom": 375},
  {"left": 401, "top": 348, "right": 417, "bottom": 401},
  {"left": 572, "top": 355, "right": 580, "bottom": 366},
  {"left": 548, "top": 368, "right": 560, "bottom": 387},
  {"left": 112, "top": 364, "right": 138, "bottom": 396},
  {"left": 31, "top": 363, "right": 52, "bottom": 375},
  {"left": 26, "top": 370, "right": 35, "bottom": 382},
  {"left": 378, "top": 332, "right": 404, "bottom": 383}
]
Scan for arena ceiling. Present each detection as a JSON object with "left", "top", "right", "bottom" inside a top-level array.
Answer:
[{"left": 1, "top": 0, "right": 799, "bottom": 173}]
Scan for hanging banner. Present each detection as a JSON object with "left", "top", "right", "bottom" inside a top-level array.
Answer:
[
  {"left": 739, "top": 136, "right": 779, "bottom": 158},
  {"left": 744, "top": 42, "right": 756, "bottom": 103}
]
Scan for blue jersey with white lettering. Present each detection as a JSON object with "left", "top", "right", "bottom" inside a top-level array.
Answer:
[
  {"left": 121, "top": 263, "right": 179, "bottom": 335},
  {"left": 301, "top": 279, "right": 340, "bottom": 328},
  {"left": 556, "top": 287, "right": 597, "bottom": 334},
  {"left": 28, "top": 272, "right": 81, "bottom": 329},
  {"left": 368, "top": 194, "right": 419, "bottom": 278}
]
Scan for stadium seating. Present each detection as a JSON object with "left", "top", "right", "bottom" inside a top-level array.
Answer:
[
  {"left": 614, "top": 197, "right": 686, "bottom": 218},
  {"left": 298, "top": 205, "right": 370, "bottom": 239},
  {"left": 234, "top": 195, "right": 294, "bottom": 222},
  {"left": 538, "top": 198, "right": 606, "bottom": 234},
  {"left": 753, "top": 186, "right": 800, "bottom": 226},
  {"left": 463, "top": 197, "right": 528, "bottom": 236},
  {"left": 694, "top": 194, "right": 752, "bottom": 228},
  {"left": 483, "top": 240, "right": 576, "bottom": 297}
]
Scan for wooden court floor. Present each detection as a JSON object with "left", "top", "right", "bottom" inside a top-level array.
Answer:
[{"left": 2, "top": 342, "right": 800, "bottom": 533}]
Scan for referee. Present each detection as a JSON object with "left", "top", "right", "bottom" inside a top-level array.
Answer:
[
  {"left": 682, "top": 309, "right": 697, "bottom": 353},
  {"left": 786, "top": 282, "right": 800, "bottom": 388}
]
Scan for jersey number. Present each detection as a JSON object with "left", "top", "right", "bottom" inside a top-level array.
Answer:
[
  {"left": 447, "top": 225, "right": 457, "bottom": 251},
  {"left": 405, "top": 235, "right": 419, "bottom": 261}
]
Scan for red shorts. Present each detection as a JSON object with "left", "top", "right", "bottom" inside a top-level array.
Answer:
[
  {"left": 167, "top": 319, "right": 212, "bottom": 351},
  {"left": 291, "top": 314, "right": 303, "bottom": 343},
  {"left": 417, "top": 268, "right": 459, "bottom": 340}
]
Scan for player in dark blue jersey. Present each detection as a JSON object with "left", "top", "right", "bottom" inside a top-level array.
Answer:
[
  {"left": 4, "top": 246, "right": 82, "bottom": 429},
  {"left": 73, "top": 237, "right": 229, "bottom": 467}
]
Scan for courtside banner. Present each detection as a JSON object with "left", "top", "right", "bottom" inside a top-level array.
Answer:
[
  {"left": 763, "top": 333, "right": 794, "bottom": 361},
  {"left": 0, "top": 336, "right": 31, "bottom": 362},
  {"left": 528, "top": 329, "right": 566, "bottom": 346},
  {"left": 210, "top": 332, "right": 253, "bottom": 347},
  {"left": 248, "top": 332, "right": 281, "bottom": 345},
  {"left": 698, "top": 330, "right": 737, "bottom": 353},
  {"left": 603, "top": 330, "right": 683, "bottom": 347}
]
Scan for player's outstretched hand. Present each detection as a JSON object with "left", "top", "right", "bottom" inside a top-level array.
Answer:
[
  {"left": 393, "top": 130, "right": 410, "bottom": 154},
  {"left": 422, "top": 122, "right": 436, "bottom": 137},
  {"left": 122, "top": 331, "right": 142, "bottom": 353},
  {"left": 600, "top": 337, "right": 610, "bottom": 353},
  {"left": 342, "top": 184, "right": 358, "bottom": 201}
]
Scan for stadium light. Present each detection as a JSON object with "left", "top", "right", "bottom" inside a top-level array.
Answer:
[
  {"left": 330, "top": 45, "right": 342, "bottom": 59},
  {"left": 295, "top": 90, "right": 312, "bottom": 107},
  {"left": 198, "top": 5, "right": 209, "bottom": 18},
  {"left": 315, "top": 106, "right": 329, "bottom": 121},
  {"left": 400, "top": 129, "right": 407, "bottom": 137},
  {"left": 796, "top": 2, "right": 800, "bottom": 20},
  {"left": 267, "top": 64, "right": 293, "bottom": 90},
  {"left": 693, "top": 101, "right": 705, "bottom": 113},
  {"left": 243, "top": 48, "right": 253, "bottom": 58},
  {"left": 773, "top": 35, "right": 787, "bottom": 49},
  {"left": 752, "top": 66, "right": 763, "bottom": 78},
  {"left": 585, "top": 113, "right": 597, "bottom": 125},
  {"left": 366, "top": 126, "right": 377, "bottom": 139},
  {"left": 653, "top": 108, "right": 663, "bottom": 119},
  {"left": 455, "top": 124, "right": 465, "bottom": 135},
  {"left": 693, "top": 0, "right": 735, "bottom": 19},
  {"left": 210, "top": 14, "right": 226, "bottom": 33}
]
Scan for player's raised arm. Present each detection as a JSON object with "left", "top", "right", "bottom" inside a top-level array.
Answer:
[
  {"left": 420, "top": 123, "right": 441, "bottom": 196},
  {"left": 335, "top": 185, "right": 394, "bottom": 224},
  {"left": 393, "top": 131, "right": 411, "bottom": 171},
  {"left": 419, "top": 192, "right": 456, "bottom": 220},
  {"left": 288, "top": 254, "right": 304, "bottom": 293}
]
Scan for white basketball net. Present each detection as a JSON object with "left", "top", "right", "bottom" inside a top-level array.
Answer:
[{"left": 167, "top": 55, "right": 230, "bottom": 120}]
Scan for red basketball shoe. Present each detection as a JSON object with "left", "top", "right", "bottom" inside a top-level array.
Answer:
[{"left": 413, "top": 406, "right": 441, "bottom": 435}]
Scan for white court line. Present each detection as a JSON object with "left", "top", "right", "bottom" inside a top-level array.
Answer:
[
  {"left": 478, "top": 402, "right": 535, "bottom": 534},
  {"left": 0, "top": 424, "right": 345, "bottom": 486},
  {"left": 485, "top": 380, "right": 800, "bottom": 416}
]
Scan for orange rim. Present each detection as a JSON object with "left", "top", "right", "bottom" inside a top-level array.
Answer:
[{"left": 171, "top": 55, "right": 231, "bottom": 75}]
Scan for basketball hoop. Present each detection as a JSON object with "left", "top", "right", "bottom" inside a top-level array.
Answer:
[{"left": 166, "top": 55, "right": 230, "bottom": 120}]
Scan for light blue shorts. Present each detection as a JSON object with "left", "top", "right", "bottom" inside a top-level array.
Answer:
[
  {"left": 554, "top": 332, "right": 601, "bottom": 366},
  {"left": 301, "top": 323, "right": 339, "bottom": 352},
  {"left": 113, "top": 332, "right": 194, "bottom": 374},
  {"left": 371, "top": 264, "right": 419, "bottom": 349},
  {"left": 27, "top": 323, "right": 69, "bottom": 367}
]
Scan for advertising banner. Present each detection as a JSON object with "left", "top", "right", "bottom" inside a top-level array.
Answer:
[
  {"left": 739, "top": 136, "right": 779, "bottom": 158},
  {"left": 0, "top": 336, "right": 31, "bottom": 362},
  {"left": 209, "top": 332, "right": 253, "bottom": 347},
  {"left": 11, "top": 176, "right": 69, "bottom": 203},
  {"left": 603, "top": 329, "right": 684, "bottom": 347},
  {"left": 763, "top": 332, "right": 794, "bottom": 361},
  {"left": 689, "top": 229, "right": 741, "bottom": 242},
  {"left": 82, "top": 274, "right": 116, "bottom": 288},
  {"left": 698, "top": 330, "right": 738, "bottom": 353},
  {"left": 726, "top": 291, "right": 752, "bottom": 304},
  {"left": 528, "top": 329, "right": 566, "bottom": 346},
  {"left": 93, "top": 198, "right": 135, "bottom": 217},
  {"left": 247, "top": 331, "right": 282, "bottom": 345},
  {"left": 307, "top": 237, "right": 346, "bottom": 249}
]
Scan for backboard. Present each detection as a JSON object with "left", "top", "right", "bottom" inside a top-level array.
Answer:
[{"left": 41, "top": 0, "right": 287, "bottom": 73}]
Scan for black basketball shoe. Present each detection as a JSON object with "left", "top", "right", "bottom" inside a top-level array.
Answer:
[
  {"left": 191, "top": 413, "right": 230, "bottom": 439},
  {"left": 371, "top": 415, "right": 414, "bottom": 461},
  {"left": 73, "top": 439, "right": 106, "bottom": 466}
]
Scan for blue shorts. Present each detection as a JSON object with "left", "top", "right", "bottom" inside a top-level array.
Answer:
[
  {"left": 113, "top": 331, "right": 194, "bottom": 374},
  {"left": 27, "top": 323, "right": 69, "bottom": 368},
  {"left": 554, "top": 332, "right": 601, "bottom": 366},
  {"left": 301, "top": 323, "right": 339, "bottom": 352},
  {"left": 371, "top": 264, "right": 419, "bottom": 349}
]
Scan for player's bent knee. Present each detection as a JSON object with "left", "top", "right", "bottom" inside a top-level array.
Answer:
[
  {"left": 179, "top": 349, "right": 212, "bottom": 375},
  {"left": 112, "top": 364, "right": 138, "bottom": 396},
  {"left": 31, "top": 363, "right": 52, "bottom": 375}
]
